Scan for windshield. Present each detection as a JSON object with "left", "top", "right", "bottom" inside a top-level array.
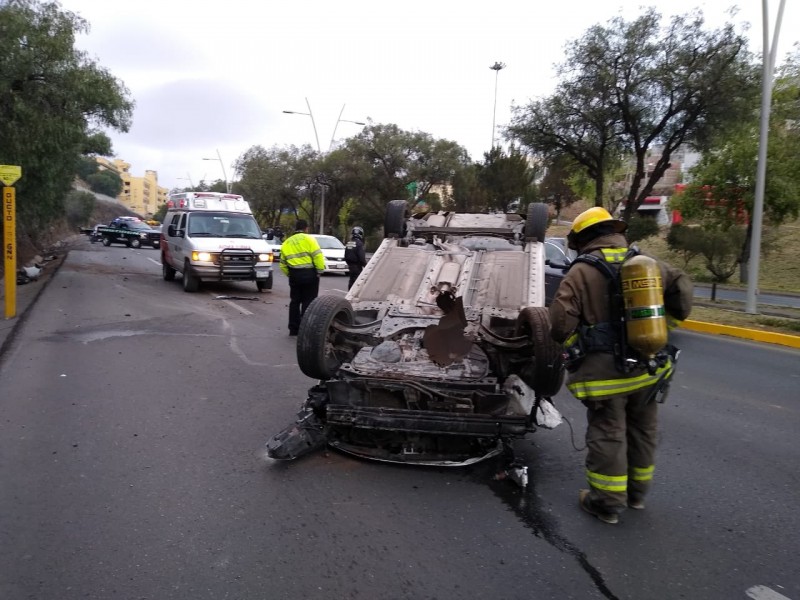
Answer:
[
  {"left": 313, "top": 236, "right": 345, "bottom": 250},
  {"left": 187, "top": 213, "right": 262, "bottom": 238}
]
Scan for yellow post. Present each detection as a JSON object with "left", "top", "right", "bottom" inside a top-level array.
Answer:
[{"left": 1, "top": 165, "right": 22, "bottom": 319}]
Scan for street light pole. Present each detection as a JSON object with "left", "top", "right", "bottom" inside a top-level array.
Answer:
[
  {"left": 490, "top": 62, "right": 506, "bottom": 149},
  {"left": 202, "top": 149, "right": 230, "bottom": 193},
  {"left": 329, "top": 104, "right": 366, "bottom": 151},
  {"left": 283, "top": 100, "right": 364, "bottom": 234},
  {"left": 746, "top": 0, "right": 786, "bottom": 314}
]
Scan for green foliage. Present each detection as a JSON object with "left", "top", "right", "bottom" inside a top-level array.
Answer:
[
  {"left": 64, "top": 189, "right": 95, "bottom": 227},
  {"left": 0, "top": 0, "right": 133, "bottom": 241},
  {"left": 86, "top": 170, "right": 122, "bottom": 197},
  {"left": 76, "top": 156, "right": 98, "bottom": 181},
  {"left": 508, "top": 7, "right": 757, "bottom": 216},
  {"left": 625, "top": 215, "right": 660, "bottom": 244},
  {"left": 152, "top": 203, "right": 168, "bottom": 223},
  {"left": 698, "top": 227, "right": 747, "bottom": 283},
  {"left": 477, "top": 146, "right": 537, "bottom": 212},
  {"left": 665, "top": 223, "right": 704, "bottom": 268}
]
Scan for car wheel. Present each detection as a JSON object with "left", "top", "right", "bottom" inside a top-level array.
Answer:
[
  {"left": 297, "top": 295, "right": 355, "bottom": 380},
  {"left": 384, "top": 200, "right": 408, "bottom": 237},
  {"left": 162, "top": 258, "right": 176, "bottom": 281},
  {"left": 182, "top": 261, "right": 200, "bottom": 292},
  {"left": 516, "top": 306, "right": 564, "bottom": 397},
  {"left": 256, "top": 272, "right": 273, "bottom": 292},
  {"left": 101, "top": 237, "right": 111, "bottom": 247},
  {"left": 525, "top": 202, "right": 549, "bottom": 242},
  {"left": 130, "top": 237, "right": 142, "bottom": 249}
]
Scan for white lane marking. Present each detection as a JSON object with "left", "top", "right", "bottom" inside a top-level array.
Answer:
[
  {"left": 221, "top": 299, "right": 253, "bottom": 315},
  {"left": 746, "top": 585, "right": 792, "bottom": 600},
  {"left": 147, "top": 257, "right": 161, "bottom": 266}
]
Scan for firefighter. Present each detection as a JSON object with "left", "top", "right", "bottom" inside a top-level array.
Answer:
[
  {"left": 344, "top": 226, "right": 367, "bottom": 290},
  {"left": 549, "top": 207, "right": 693, "bottom": 524},
  {"left": 280, "top": 219, "right": 326, "bottom": 336}
]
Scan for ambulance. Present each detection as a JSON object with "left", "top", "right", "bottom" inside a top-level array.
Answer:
[{"left": 161, "top": 192, "right": 274, "bottom": 292}]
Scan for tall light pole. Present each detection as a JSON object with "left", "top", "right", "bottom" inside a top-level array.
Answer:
[
  {"left": 746, "top": 0, "right": 786, "bottom": 314},
  {"left": 329, "top": 104, "right": 365, "bottom": 151},
  {"left": 283, "top": 100, "right": 364, "bottom": 234},
  {"left": 490, "top": 62, "right": 506, "bottom": 149},
  {"left": 202, "top": 149, "right": 230, "bottom": 193}
]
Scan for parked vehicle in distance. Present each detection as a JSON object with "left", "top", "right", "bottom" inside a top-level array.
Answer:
[
  {"left": 161, "top": 192, "right": 275, "bottom": 293},
  {"left": 310, "top": 234, "right": 348, "bottom": 274},
  {"left": 543, "top": 237, "right": 576, "bottom": 305},
  {"left": 95, "top": 217, "right": 162, "bottom": 249},
  {"left": 266, "top": 201, "right": 565, "bottom": 485}
]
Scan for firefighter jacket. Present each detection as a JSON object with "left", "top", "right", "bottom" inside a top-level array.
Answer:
[
  {"left": 279, "top": 232, "right": 326, "bottom": 277},
  {"left": 549, "top": 233, "right": 694, "bottom": 401}
]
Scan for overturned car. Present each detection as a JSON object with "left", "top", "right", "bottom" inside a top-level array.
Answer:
[{"left": 267, "top": 202, "right": 565, "bottom": 477}]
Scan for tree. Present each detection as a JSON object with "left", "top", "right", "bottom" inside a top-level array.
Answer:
[
  {"left": 477, "top": 146, "right": 538, "bottom": 212},
  {"left": 508, "top": 8, "right": 758, "bottom": 217},
  {"left": 673, "top": 51, "right": 800, "bottom": 282},
  {"left": 0, "top": 0, "right": 133, "bottom": 242},
  {"left": 86, "top": 169, "right": 122, "bottom": 197}
]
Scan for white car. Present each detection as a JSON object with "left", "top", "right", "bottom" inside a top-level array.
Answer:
[{"left": 310, "top": 234, "right": 348, "bottom": 274}]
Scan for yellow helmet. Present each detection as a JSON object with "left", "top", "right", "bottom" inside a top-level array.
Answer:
[
  {"left": 567, "top": 206, "right": 627, "bottom": 250},
  {"left": 570, "top": 206, "right": 627, "bottom": 235}
]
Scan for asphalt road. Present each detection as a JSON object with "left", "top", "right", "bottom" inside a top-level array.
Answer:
[
  {"left": 0, "top": 241, "right": 798, "bottom": 600},
  {"left": 693, "top": 284, "right": 800, "bottom": 308}
]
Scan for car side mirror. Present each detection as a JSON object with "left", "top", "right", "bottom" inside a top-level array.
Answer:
[{"left": 167, "top": 224, "right": 178, "bottom": 237}]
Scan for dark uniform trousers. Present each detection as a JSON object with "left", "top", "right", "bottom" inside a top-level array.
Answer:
[
  {"left": 583, "top": 385, "right": 658, "bottom": 513},
  {"left": 288, "top": 268, "right": 319, "bottom": 333},
  {"left": 346, "top": 264, "right": 363, "bottom": 290}
]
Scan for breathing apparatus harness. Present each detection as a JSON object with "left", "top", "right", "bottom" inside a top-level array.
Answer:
[{"left": 562, "top": 246, "right": 679, "bottom": 401}]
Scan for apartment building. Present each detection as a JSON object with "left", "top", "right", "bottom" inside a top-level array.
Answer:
[{"left": 95, "top": 157, "right": 169, "bottom": 216}]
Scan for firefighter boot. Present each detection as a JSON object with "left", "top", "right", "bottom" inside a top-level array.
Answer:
[{"left": 579, "top": 489, "right": 619, "bottom": 525}]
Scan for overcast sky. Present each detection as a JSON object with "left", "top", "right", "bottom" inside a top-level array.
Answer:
[{"left": 64, "top": 0, "right": 799, "bottom": 192}]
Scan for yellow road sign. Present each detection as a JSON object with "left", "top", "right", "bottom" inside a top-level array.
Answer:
[{"left": 0, "top": 165, "right": 22, "bottom": 187}]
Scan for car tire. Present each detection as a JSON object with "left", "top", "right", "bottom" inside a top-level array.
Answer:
[
  {"left": 101, "top": 237, "right": 111, "bottom": 247},
  {"left": 525, "top": 202, "right": 549, "bottom": 242},
  {"left": 130, "top": 237, "right": 142, "bottom": 249},
  {"left": 516, "top": 306, "right": 564, "bottom": 398},
  {"left": 384, "top": 200, "right": 408, "bottom": 237},
  {"left": 297, "top": 295, "right": 354, "bottom": 380},
  {"left": 182, "top": 261, "right": 200, "bottom": 292},
  {"left": 162, "top": 259, "right": 176, "bottom": 281},
  {"left": 256, "top": 271, "right": 273, "bottom": 292}
]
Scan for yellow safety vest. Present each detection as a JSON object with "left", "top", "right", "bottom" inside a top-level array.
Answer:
[{"left": 280, "top": 233, "right": 325, "bottom": 276}]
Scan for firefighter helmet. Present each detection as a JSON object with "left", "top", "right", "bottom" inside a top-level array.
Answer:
[
  {"left": 567, "top": 207, "right": 627, "bottom": 249},
  {"left": 351, "top": 226, "right": 364, "bottom": 240}
]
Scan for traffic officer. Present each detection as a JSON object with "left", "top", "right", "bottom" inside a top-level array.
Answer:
[
  {"left": 280, "top": 219, "right": 326, "bottom": 336},
  {"left": 549, "top": 207, "right": 693, "bottom": 524},
  {"left": 344, "top": 226, "right": 367, "bottom": 290}
]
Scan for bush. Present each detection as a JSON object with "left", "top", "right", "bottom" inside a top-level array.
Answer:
[
  {"left": 86, "top": 170, "right": 123, "bottom": 197},
  {"left": 626, "top": 215, "right": 660, "bottom": 243},
  {"left": 64, "top": 190, "right": 96, "bottom": 228}
]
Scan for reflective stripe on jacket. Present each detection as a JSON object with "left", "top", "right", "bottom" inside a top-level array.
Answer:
[
  {"left": 279, "top": 233, "right": 326, "bottom": 276},
  {"left": 567, "top": 358, "right": 674, "bottom": 400}
]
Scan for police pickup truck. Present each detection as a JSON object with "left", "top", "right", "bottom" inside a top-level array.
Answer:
[{"left": 96, "top": 217, "right": 162, "bottom": 249}]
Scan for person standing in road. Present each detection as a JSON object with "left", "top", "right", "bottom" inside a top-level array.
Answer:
[
  {"left": 549, "top": 207, "right": 693, "bottom": 525},
  {"left": 344, "top": 226, "right": 367, "bottom": 290},
  {"left": 280, "top": 219, "right": 326, "bottom": 336}
]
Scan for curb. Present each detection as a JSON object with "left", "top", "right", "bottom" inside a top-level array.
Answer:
[{"left": 682, "top": 319, "right": 800, "bottom": 349}]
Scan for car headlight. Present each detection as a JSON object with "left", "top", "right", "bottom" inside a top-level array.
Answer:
[
  {"left": 139, "top": 233, "right": 147, "bottom": 238},
  {"left": 258, "top": 253, "right": 271, "bottom": 262},
  {"left": 192, "top": 251, "right": 212, "bottom": 261}
]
